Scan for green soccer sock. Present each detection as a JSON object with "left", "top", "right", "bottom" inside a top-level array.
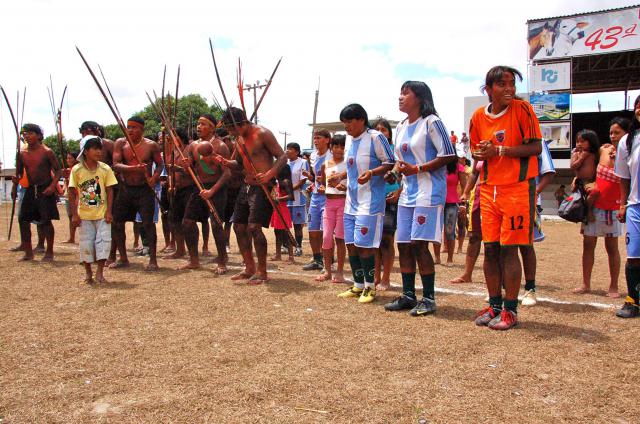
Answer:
[
  {"left": 360, "top": 255, "right": 376, "bottom": 288},
  {"left": 401, "top": 273, "right": 416, "bottom": 299},
  {"left": 524, "top": 279, "right": 536, "bottom": 291},
  {"left": 348, "top": 256, "right": 364, "bottom": 289},
  {"left": 504, "top": 299, "right": 518, "bottom": 314},
  {"left": 489, "top": 296, "right": 503, "bottom": 313},
  {"left": 313, "top": 253, "right": 323, "bottom": 265},
  {"left": 421, "top": 273, "right": 435, "bottom": 300}
]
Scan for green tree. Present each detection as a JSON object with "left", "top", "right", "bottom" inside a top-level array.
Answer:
[
  {"left": 43, "top": 135, "right": 80, "bottom": 167},
  {"left": 103, "top": 124, "right": 124, "bottom": 141}
]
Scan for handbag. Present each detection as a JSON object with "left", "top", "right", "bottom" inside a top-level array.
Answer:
[{"left": 558, "top": 189, "right": 586, "bottom": 223}]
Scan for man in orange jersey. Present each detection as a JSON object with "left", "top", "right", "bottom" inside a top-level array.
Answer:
[{"left": 469, "top": 66, "right": 542, "bottom": 330}]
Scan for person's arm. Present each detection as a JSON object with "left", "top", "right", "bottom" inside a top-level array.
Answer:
[
  {"left": 475, "top": 139, "right": 542, "bottom": 160},
  {"left": 105, "top": 186, "right": 114, "bottom": 224},
  {"left": 458, "top": 167, "right": 468, "bottom": 196},
  {"left": 570, "top": 149, "right": 590, "bottom": 170},
  {"left": 68, "top": 187, "right": 81, "bottom": 227},
  {"left": 256, "top": 129, "right": 287, "bottom": 184},
  {"left": 536, "top": 172, "right": 555, "bottom": 196},
  {"left": 618, "top": 178, "right": 630, "bottom": 223},
  {"left": 43, "top": 149, "right": 62, "bottom": 196},
  {"left": 277, "top": 179, "right": 294, "bottom": 202},
  {"left": 397, "top": 156, "right": 456, "bottom": 177},
  {"left": 149, "top": 142, "right": 164, "bottom": 186}
]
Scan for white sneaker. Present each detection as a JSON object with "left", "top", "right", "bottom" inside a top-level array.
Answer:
[{"left": 521, "top": 289, "right": 537, "bottom": 306}]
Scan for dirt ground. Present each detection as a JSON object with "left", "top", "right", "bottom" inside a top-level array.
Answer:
[{"left": 1, "top": 204, "right": 639, "bottom": 423}]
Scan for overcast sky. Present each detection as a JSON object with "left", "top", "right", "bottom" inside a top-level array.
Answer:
[{"left": 0, "top": 0, "right": 638, "bottom": 167}]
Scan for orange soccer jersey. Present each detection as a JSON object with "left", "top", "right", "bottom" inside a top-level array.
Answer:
[{"left": 469, "top": 99, "right": 541, "bottom": 186}]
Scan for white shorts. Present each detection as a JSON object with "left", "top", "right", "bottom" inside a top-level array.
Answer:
[
  {"left": 396, "top": 205, "right": 444, "bottom": 244},
  {"left": 79, "top": 219, "right": 112, "bottom": 263},
  {"left": 581, "top": 207, "right": 624, "bottom": 238},
  {"left": 343, "top": 213, "right": 383, "bottom": 248}
]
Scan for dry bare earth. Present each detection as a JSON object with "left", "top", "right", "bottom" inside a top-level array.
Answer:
[{"left": 1, "top": 206, "right": 639, "bottom": 423}]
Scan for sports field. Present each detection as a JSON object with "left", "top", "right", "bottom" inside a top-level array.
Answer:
[{"left": 1, "top": 206, "right": 638, "bottom": 423}]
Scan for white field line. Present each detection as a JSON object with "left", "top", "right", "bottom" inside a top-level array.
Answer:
[{"left": 53, "top": 244, "right": 617, "bottom": 310}]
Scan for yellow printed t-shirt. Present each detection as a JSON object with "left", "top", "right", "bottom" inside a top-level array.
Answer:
[
  {"left": 469, "top": 99, "right": 541, "bottom": 186},
  {"left": 69, "top": 162, "right": 118, "bottom": 220}
]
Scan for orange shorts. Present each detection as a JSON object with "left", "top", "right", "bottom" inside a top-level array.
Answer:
[{"left": 479, "top": 180, "right": 535, "bottom": 246}]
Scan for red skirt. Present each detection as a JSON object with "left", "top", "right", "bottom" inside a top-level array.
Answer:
[{"left": 270, "top": 201, "right": 292, "bottom": 229}]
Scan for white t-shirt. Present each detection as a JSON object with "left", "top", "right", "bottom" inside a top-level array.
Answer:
[
  {"left": 615, "top": 132, "right": 640, "bottom": 205},
  {"left": 288, "top": 157, "right": 309, "bottom": 207},
  {"left": 536, "top": 140, "right": 555, "bottom": 206}
]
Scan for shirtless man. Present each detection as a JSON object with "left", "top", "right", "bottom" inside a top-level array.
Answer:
[
  {"left": 163, "top": 128, "right": 191, "bottom": 260},
  {"left": 12, "top": 124, "right": 61, "bottom": 261},
  {"left": 177, "top": 114, "right": 230, "bottom": 272},
  {"left": 219, "top": 128, "right": 243, "bottom": 252},
  {"left": 111, "top": 116, "right": 163, "bottom": 271},
  {"left": 216, "top": 107, "right": 287, "bottom": 283}
]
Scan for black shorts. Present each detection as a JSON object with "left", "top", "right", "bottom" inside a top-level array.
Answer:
[
  {"left": 160, "top": 185, "right": 171, "bottom": 213},
  {"left": 184, "top": 184, "right": 226, "bottom": 225},
  {"left": 113, "top": 184, "right": 155, "bottom": 224},
  {"left": 19, "top": 185, "right": 60, "bottom": 223},
  {"left": 225, "top": 187, "right": 240, "bottom": 223},
  {"left": 170, "top": 185, "right": 196, "bottom": 225},
  {"left": 382, "top": 202, "right": 398, "bottom": 235},
  {"left": 233, "top": 184, "right": 273, "bottom": 228}
]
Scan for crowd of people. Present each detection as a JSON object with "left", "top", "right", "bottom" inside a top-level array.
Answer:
[{"left": 9, "top": 64, "right": 640, "bottom": 331}]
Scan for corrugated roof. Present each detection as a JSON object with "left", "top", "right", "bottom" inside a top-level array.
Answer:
[{"left": 527, "top": 4, "right": 639, "bottom": 24}]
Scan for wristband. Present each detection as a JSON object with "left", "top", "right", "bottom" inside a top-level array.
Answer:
[{"left": 498, "top": 146, "right": 505, "bottom": 157}]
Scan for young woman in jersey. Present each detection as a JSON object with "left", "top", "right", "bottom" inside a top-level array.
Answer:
[
  {"left": 614, "top": 94, "right": 640, "bottom": 318},
  {"left": 336, "top": 104, "right": 395, "bottom": 304},
  {"left": 383, "top": 81, "right": 456, "bottom": 316}
]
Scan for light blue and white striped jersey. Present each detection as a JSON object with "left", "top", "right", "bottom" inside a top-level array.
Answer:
[
  {"left": 288, "top": 157, "right": 310, "bottom": 207},
  {"left": 536, "top": 141, "right": 556, "bottom": 205},
  {"left": 395, "top": 115, "right": 456, "bottom": 207},
  {"left": 310, "top": 149, "right": 332, "bottom": 197},
  {"left": 615, "top": 133, "right": 640, "bottom": 205},
  {"left": 345, "top": 129, "right": 395, "bottom": 216}
]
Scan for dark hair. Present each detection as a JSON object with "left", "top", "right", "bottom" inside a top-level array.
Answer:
[
  {"left": 576, "top": 129, "right": 600, "bottom": 154},
  {"left": 84, "top": 137, "right": 103, "bottom": 152},
  {"left": 69, "top": 150, "right": 80, "bottom": 158},
  {"left": 628, "top": 95, "right": 640, "bottom": 154},
  {"left": 200, "top": 113, "right": 218, "bottom": 126},
  {"left": 221, "top": 107, "right": 248, "bottom": 126},
  {"left": 21, "top": 123, "right": 44, "bottom": 140},
  {"left": 400, "top": 81, "right": 438, "bottom": 118},
  {"left": 97, "top": 125, "right": 106, "bottom": 138},
  {"left": 372, "top": 118, "right": 392, "bottom": 143},
  {"left": 610, "top": 116, "right": 630, "bottom": 133},
  {"left": 174, "top": 128, "right": 188, "bottom": 145},
  {"left": 481, "top": 66, "right": 523, "bottom": 100},
  {"left": 331, "top": 134, "right": 346, "bottom": 147},
  {"left": 339, "top": 104, "right": 369, "bottom": 127},
  {"left": 127, "top": 116, "right": 145, "bottom": 127},
  {"left": 277, "top": 162, "right": 292, "bottom": 182},
  {"left": 446, "top": 160, "right": 457, "bottom": 174},
  {"left": 216, "top": 127, "right": 229, "bottom": 138},
  {"left": 286, "top": 142, "right": 301, "bottom": 154},
  {"left": 80, "top": 121, "right": 100, "bottom": 132},
  {"left": 313, "top": 128, "right": 331, "bottom": 139}
]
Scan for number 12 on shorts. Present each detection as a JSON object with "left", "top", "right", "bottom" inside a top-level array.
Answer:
[{"left": 509, "top": 215, "right": 524, "bottom": 231}]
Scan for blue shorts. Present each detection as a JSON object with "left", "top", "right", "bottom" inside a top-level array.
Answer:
[
  {"left": 308, "top": 194, "right": 326, "bottom": 231},
  {"left": 135, "top": 185, "right": 161, "bottom": 224},
  {"left": 396, "top": 205, "right": 444, "bottom": 244},
  {"left": 344, "top": 213, "right": 384, "bottom": 248},
  {"left": 625, "top": 204, "right": 640, "bottom": 258},
  {"left": 288, "top": 205, "right": 307, "bottom": 225}
]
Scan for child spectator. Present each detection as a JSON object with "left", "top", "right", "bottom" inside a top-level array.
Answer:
[
  {"left": 570, "top": 129, "right": 600, "bottom": 222},
  {"left": 68, "top": 136, "right": 118, "bottom": 284},
  {"left": 270, "top": 165, "right": 295, "bottom": 263}
]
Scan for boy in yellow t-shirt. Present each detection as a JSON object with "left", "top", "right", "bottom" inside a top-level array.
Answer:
[{"left": 69, "top": 136, "right": 118, "bottom": 284}]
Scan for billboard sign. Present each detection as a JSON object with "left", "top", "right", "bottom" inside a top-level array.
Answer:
[
  {"left": 541, "top": 122, "right": 571, "bottom": 150},
  {"left": 530, "top": 92, "right": 571, "bottom": 121},
  {"left": 528, "top": 6, "right": 640, "bottom": 60},
  {"left": 529, "top": 61, "right": 571, "bottom": 92}
]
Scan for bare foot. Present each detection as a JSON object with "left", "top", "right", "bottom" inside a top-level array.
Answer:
[
  {"left": 214, "top": 265, "right": 228, "bottom": 275},
  {"left": 434, "top": 257, "right": 441, "bottom": 265},
  {"left": 164, "top": 252, "right": 185, "bottom": 260},
  {"left": 18, "top": 254, "right": 34, "bottom": 261},
  {"left": 286, "top": 257, "right": 296, "bottom": 264},
  {"left": 105, "top": 259, "right": 115, "bottom": 267},
  {"left": 315, "top": 272, "right": 331, "bottom": 282},
  {"left": 247, "top": 273, "right": 269, "bottom": 285},
  {"left": 445, "top": 261, "right": 454, "bottom": 267},
  {"left": 84, "top": 277, "right": 95, "bottom": 285},
  {"left": 159, "top": 245, "right": 175, "bottom": 253},
  {"left": 608, "top": 289, "right": 621, "bottom": 299},
  {"left": 42, "top": 254, "right": 54, "bottom": 262},
  {"left": 331, "top": 273, "right": 346, "bottom": 284},
  {"left": 270, "top": 255, "right": 282, "bottom": 261},
  {"left": 145, "top": 263, "right": 160, "bottom": 272},
  {"left": 449, "top": 276, "right": 471, "bottom": 284},
  {"left": 9, "top": 245, "right": 25, "bottom": 252},
  {"left": 201, "top": 250, "right": 213, "bottom": 257},
  {"left": 95, "top": 275, "right": 109, "bottom": 284},
  {"left": 231, "top": 271, "right": 253, "bottom": 281},
  {"left": 63, "top": 239, "right": 75, "bottom": 244},
  {"left": 33, "top": 246, "right": 45, "bottom": 254},
  {"left": 573, "top": 286, "right": 590, "bottom": 294},
  {"left": 377, "top": 282, "right": 391, "bottom": 291},
  {"left": 178, "top": 262, "right": 201, "bottom": 270},
  {"left": 109, "top": 261, "right": 130, "bottom": 269}
]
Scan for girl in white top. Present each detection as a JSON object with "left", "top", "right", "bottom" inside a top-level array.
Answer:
[{"left": 316, "top": 135, "right": 348, "bottom": 283}]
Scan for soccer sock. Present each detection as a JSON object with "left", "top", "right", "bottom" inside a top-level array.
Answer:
[
  {"left": 625, "top": 264, "right": 640, "bottom": 304},
  {"left": 421, "top": 273, "right": 435, "bottom": 300},
  {"left": 524, "top": 279, "right": 536, "bottom": 291},
  {"left": 313, "top": 253, "right": 323, "bottom": 265},
  {"left": 348, "top": 256, "right": 364, "bottom": 289},
  {"left": 361, "top": 255, "right": 376, "bottom": 289},
  {"left": 489, "top": 296, "right": 503, "bottom": 313},
  {"left": 504, "top": 299, "right": 518, "bottom": 314},
  {"left": 401, "top": 273, "right": 416, "bottom": 299}
]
